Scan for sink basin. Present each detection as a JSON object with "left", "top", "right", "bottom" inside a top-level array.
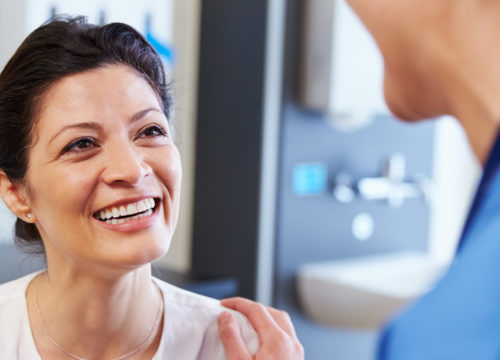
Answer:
[{"left": 297, "top": 251, "right": 448, "bottom": 329}]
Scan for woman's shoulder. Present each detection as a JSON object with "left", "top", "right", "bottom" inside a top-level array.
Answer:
[
  {"left": 0, "top": 272, "right": 39, "bottom": 302},
  {"left": 152, "top": 277, "right": 259, "bottom": 359},
  {"left": 153, "top": 277, "right": 223, "bottom": 309},
  {"left": 0, "top": 272, "right": 41, "bottom": 359}
]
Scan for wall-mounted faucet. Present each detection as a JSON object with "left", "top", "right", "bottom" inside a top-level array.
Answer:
[{"left": 332, "top": 153, "right": 432, "bottom": 208}]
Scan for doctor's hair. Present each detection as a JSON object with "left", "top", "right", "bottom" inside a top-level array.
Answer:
[{"left": 0, "top": 15, "right": 172, "bottom": 255}]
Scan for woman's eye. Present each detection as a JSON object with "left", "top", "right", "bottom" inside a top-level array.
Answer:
[
  {"left": 62, "top": 137, "right": 97, "bottom": 154},
  {"left": 138, "top": 125, "right": 167, "bottom": 138}
]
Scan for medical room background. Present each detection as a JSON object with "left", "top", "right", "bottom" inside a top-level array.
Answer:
[{"left": 0, "top": 1, "right": 481, "bottom": 359}]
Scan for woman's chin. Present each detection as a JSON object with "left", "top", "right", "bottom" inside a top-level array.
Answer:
[
  {"left": 126, "top": 243, "right": 170, "bottom": 268},
  {"left": 90, "top": 216, "right": 174, "bottom": 269},
  {"left": 95, "top": 238, "right": 171, "bottom": 271}
]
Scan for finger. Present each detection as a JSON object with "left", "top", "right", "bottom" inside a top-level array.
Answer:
[
  {"left": 218, "top": 311, "right": 252, "bottom": 360},
  {"left": 266, "top": 307, "right": 297, "bottom": 338},
  {"left": 222, "top": 298, "right": 305, "bottom": 360},
  {"left": 221, "top": 297, "right": 278, "bottom": 336}
]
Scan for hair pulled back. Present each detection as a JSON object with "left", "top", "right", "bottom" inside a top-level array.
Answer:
[{"left": 0, "top": 16, "right": 172, "bottom": 254}]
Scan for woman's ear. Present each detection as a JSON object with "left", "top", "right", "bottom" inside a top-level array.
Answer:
[{"left": 0, "top": 171, "right": 34, "bottom": 223}]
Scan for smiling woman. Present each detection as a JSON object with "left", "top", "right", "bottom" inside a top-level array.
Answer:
[
  {"left": 0, "top": 17, "right": 257, "bottom": 360},
  {"left": 27, "top": 65, "right": 178, "bottom": 269}
]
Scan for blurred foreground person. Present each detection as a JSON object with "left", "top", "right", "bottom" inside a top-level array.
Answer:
[{"left": 218, "top": 0, "right": 500, "bottom": 358}]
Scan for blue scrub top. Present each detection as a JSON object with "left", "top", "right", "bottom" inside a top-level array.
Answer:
[{"left": 378, "top": 129, "right": 500, "bottom": 359}]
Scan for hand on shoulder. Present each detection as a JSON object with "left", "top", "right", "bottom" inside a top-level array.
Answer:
[{"left": 218, "top": 297, "right": 304, "bottom": 360}]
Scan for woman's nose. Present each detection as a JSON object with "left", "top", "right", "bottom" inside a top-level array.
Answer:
[{"left": 102, "top": 143, "right": 152, "bottom": 186}]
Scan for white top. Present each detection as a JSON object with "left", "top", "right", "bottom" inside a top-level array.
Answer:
[{"left": 0, "top": 272, "right": 259, "bottom": 360}]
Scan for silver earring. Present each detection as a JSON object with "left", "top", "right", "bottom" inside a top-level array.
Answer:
[{"left": 26, "top": 213, "right": 32, "bottom": 219}]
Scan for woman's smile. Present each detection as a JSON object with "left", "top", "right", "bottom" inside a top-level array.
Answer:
[
  {"left": 93, "top": 196, "right": 163, "bottom": 232},
  {"left": 94, "top": 197, "right": 157, "bottom": 222}
]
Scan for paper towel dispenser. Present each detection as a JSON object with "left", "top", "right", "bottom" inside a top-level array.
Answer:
[{"left": 297, "top": 0, "right": 388, "bottom": 132}]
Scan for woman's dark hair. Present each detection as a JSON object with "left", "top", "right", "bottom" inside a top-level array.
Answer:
[{"left": 0, "top": 16, "right": 172, "bottom": 255}]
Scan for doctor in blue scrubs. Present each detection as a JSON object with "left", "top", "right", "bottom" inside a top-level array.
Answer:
[{"left": 217, "top": 0, "right": 500, "bottom": 358}]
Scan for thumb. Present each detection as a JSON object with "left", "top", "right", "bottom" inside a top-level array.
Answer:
[{"left": 218, "top": 311, "right": 252, "bottom": 360}]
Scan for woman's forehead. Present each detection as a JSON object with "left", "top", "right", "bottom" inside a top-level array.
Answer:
[
  {"left": 39, "top": 66, "right": 161, "bottom": 122},
  {"left": 26, "top": 65, "right": 164, "bottom": 150}
]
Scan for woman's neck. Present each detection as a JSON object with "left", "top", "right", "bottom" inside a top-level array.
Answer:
[{"left": 28, "top": 265, "right": 163, "bottom": 359}]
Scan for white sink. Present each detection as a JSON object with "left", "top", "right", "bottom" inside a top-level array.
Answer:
[{"left": 297, "top": 251, "right": 448, "bottom": 329}]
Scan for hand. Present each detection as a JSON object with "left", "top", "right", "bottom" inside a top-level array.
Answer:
[{"left": 218, "top": 297, "right": 304, "bottom": 360}]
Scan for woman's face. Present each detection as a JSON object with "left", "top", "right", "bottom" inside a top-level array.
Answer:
[{"left": 25, "top": 64, "right": 181, "bottom": 272}]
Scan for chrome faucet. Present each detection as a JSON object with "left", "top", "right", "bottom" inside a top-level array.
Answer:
[{"left": 332, "top": 153, "right": 432, "bottom": 207}]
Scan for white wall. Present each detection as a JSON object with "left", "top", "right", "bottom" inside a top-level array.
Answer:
[
  {"left": 0, "top": 2, "right": 26, "bottom": 69},
  {"left": 430, "top": 117, "right": 480, "bottom": 263},
  {"left": 0, "top": 201, "right": 15, "bottom": 242},
  {"left": 25, "top": 0, "right": 174, "bottom": 40},
  {"left": 0, "top": 1, "right": 26, "bottom": 244},
  {"left": 157, "top": 0, "right": 201, "bottom": 272},
  {"left": 331, "top": 0, "right": 389, "bottom": 128}
]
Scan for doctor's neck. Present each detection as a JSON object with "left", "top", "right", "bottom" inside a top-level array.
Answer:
[{"left": 430, "top": 2, "right": 500, "bottom": 166}]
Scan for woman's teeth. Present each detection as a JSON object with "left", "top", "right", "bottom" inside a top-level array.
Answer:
[
  {"left": 95, "top": 198, "right": 156, "bottom": 224},
  {"left": 104, "top": 209, "right": 153, "bottom": 225}
]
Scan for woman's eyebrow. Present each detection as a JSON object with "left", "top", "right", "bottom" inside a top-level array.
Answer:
[
  {"left": 130, "top": 107, "right": 163, "bottom": 124},
  {"left": 49, "top": 122, "right": 102, "bottom": 143},
  {"left": 48, "top": 108, "right": 163, "bottom": 143}
]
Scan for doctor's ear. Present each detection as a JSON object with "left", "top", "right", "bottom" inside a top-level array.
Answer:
[{"left": 0, "top": 171, "right": 34, "bottom": 223}]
